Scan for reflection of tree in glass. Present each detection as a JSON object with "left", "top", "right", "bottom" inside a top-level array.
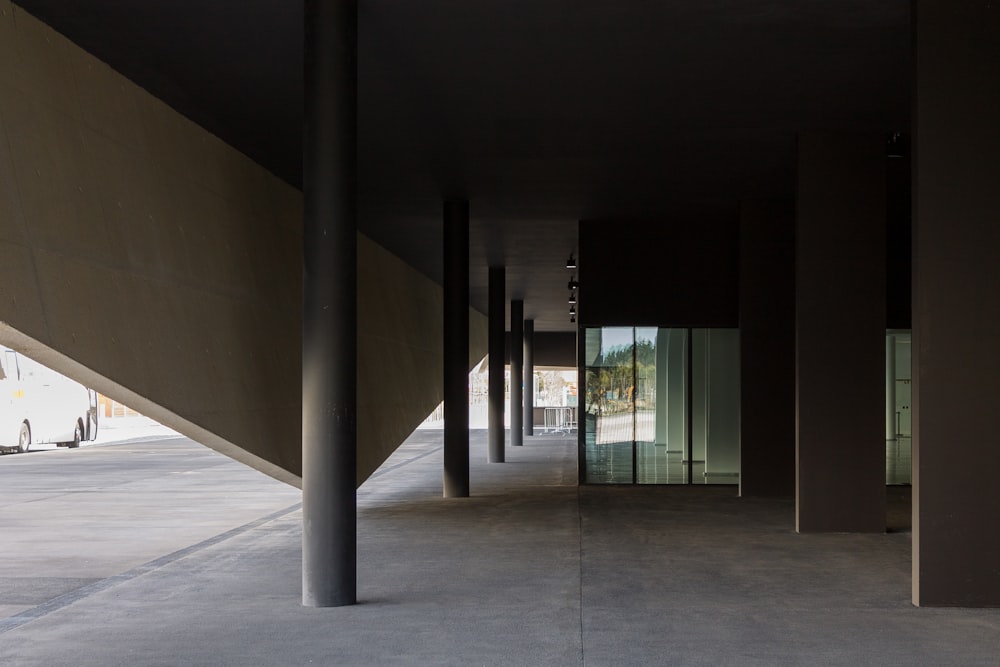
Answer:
[
  {"left": 586, "top": 340, "right": 658, "bottom": 415},
  {"left": 635, "top": 339, "right": 656, "bottom": 409},
  {"left": 587, "top": 344, "right": 629, "bottom": 415}
]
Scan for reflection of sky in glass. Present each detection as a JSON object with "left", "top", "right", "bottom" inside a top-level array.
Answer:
[
  {"left": 601, "top": 327, "right": 633, "bottom": 356},
  {"left": 635, "top": 327, "right": 657, "bottom": 346}
]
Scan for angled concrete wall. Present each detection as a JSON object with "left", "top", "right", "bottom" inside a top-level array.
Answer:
[
  {"left": 0, "top": 3, "right": 486, "bottom": 487},
  {"left": 358, "top": 235, "right": 488, "bottom": 482}
]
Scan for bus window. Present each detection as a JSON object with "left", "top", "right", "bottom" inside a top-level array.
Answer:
[{"left": 4, "top": 350, "right": 18, "bottom": 381}]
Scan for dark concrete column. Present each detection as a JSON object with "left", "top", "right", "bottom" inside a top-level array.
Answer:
[
  {"left": 913, "top": 1, "right": 1000, "bottom": 606},
  {"left": 302, "top": 0, "right": 357, "bottom": 607},
  {"left": 443, "top": 200, "right": 469, "bottom": 498},
  {"left": 739, "top": 201, "right": 795, "bottom": 497},
  {"left": 524, "top": 319, "right": 534, "bottom": 436},
  {"left": 488, "top": 266, "right": 505, "bottom": 462},
  {"left": 795, "top": 132, "right": 886, "bottom": 533},
  {"left": 510, "top": 300, "right": 524, "bottom": 447}
]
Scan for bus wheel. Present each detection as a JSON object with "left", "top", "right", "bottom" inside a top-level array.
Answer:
[
  {"left": 68, "top": 421, "right": 82, "bottom": 449},
  {"left": 17, "top": 423, "right": 30, "bottom": 453}
]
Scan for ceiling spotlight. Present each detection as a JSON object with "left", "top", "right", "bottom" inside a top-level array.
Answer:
[
  {"left": 570, "top": 314, "right": 576, "bottom": 323},
  {"left": 568, "top": 292, "right": 577, "bottom": 305},
  {"left": 569, "top": 305, "right": 576, "bottom": 316},
  {"left": 566, "top": 254, "right": 577, "bottom": 270},
  {"left": 567, "top": 276, "right": 579, "bottom": 291}
]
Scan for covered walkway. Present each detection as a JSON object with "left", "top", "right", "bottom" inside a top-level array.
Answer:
[{"left": 2, "top": 431, "right": 998, "bottom": 665}]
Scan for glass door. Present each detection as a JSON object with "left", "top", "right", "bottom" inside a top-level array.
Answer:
[{"left": 583, "top": 327, "right": 636, "bottom": 483}]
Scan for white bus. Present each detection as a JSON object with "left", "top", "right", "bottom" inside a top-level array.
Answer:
[{"left": 0, "top": 348, "right": 98, "bottom": 453}]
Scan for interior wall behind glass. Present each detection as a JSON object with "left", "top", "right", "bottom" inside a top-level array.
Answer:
[
  {"left": 886, "top": 330, "right": 912, "bottom": 485},
  {"left": 657, "top": 329, "right": 687, "bottom": 451},
  {"left": 703, "top": 329, "right": 740, "bottom": 481},
  {"left": 894, "top": 333, "right": 912, "bottom": 437},
  {"left": 691, "top": 330, "right": 709, "bottom": 467}
]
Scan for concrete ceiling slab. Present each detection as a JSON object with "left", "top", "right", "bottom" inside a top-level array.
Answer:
[{"left": 14, "top": 0, "right": 911, "bottom": 331}]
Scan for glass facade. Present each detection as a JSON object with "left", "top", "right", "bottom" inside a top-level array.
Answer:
[
  {"left": 580, "top": 326, "right": 912, "bottom": 486},
  {"left": 582, "top": 327, "right": 740, "bottom": 485}
]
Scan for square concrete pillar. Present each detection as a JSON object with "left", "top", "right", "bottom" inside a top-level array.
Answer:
[
  {"left": 739, "top": 201, "right": 795, "bottom": 497},
  {"left": 795, "top": 132, "right": 886, "bottom": 533},
  {"left": 912, "top": 1, "right": 1000, "bottom": 606}
]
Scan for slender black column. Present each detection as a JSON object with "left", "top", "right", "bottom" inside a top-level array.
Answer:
[
  {"left": 510, "top": 300, "right": 524, "bottom": 447},
  {"left": 443, "top": 200, "right": 470, "bottom": 497},
  {"left": 488, "top": 266, "right": 505, "bottom": 462},
  {"left": 302, "top": 0, "right": 357, "bottom": 608},
  {"left": 524, "top": 319, "right": 534, "bottom": 436}
]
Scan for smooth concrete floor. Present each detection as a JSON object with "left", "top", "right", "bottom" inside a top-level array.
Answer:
[{"left": 2, "top": 431, "right": 999, "bottom": 666}]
